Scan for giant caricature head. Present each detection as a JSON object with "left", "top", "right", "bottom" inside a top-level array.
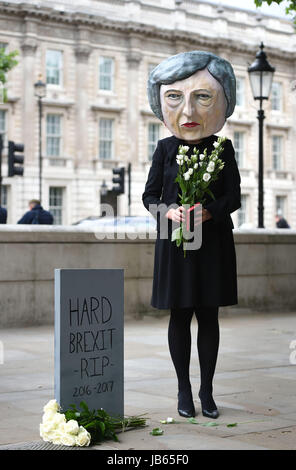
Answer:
[{"left": 147, "top": 51, "right": 236, "bottom": 144}]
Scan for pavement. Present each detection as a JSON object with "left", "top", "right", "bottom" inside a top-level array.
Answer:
[{"left": 0, "top": 311, "right": 296, "bottom": 451}]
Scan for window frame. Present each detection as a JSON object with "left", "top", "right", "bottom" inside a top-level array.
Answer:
[
  {"left": 46, "top": 113, "right": 62, "bottom": 158},
  {"left": 98, "top": 117, "right": 114, "bottom": 160},
  {"left": 46, "top": 49, "right": 63, "bottom": 87},
  {"left": 98, "top": 56, "right": 115, "bottom": 93},
  {"left": 49, "top": 186, "right": 64, "bottom": 225},
  {"left": 147, "top": 122, "right": 160, "bottom": 161}
]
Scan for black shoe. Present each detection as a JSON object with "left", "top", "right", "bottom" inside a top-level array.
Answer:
[
  {"left": 198, "top": 391, "right": 219, "bottom": 419},
  {"left": 201, "top": 408, "right": 219, "bottom": 419},
  {"left": 177, "top": 390, "right": 196, "bottom": 418}
]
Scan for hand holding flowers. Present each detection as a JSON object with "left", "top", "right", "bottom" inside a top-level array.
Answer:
[{"left": 171, "top": 136, "right": 227, "bottom": 256}]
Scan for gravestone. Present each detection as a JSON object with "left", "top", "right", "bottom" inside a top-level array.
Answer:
[{"left": 54, "top": 269, "right": 124, "bottom": 417}]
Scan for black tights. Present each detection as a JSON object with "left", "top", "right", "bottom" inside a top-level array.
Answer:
[{"left": 168, "top": 306, "right": 219, "bottom": 410}]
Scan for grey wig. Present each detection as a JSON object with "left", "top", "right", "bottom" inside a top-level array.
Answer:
[{"left": 147, "top": 51, "right": 236, "bottom": 121}]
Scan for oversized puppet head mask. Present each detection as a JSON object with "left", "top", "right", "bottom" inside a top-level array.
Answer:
[{"left": 147, "top": 51, "right": 236, "bottom": 144}]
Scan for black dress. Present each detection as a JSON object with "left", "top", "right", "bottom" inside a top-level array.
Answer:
[{"left": 142, "top": 134, "right": 241, "bottom": 309}]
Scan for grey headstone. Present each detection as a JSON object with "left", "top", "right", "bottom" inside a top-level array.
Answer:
[{"left": 54, "top": 269, "right": 124, "bottom": 417}]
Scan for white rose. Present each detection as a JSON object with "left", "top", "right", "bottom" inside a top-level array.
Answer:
[
  {"left": 43, "top": 399, "right": 60, "bottom": 414},
  {"left": 40, "top": 420, "right": 56, "bottom": 434},
  {"left": 176, "top": 159, "right": 183, "bottom": 165},
  {"left": 60, "top": 432, "right": 77, "bottom": 447},
  {"left": 203, "top": 173, "right": 211, "bottom": 182},
  {"left": 199, "top": 154, "right": 205, "bottom": 160},
  {"left": 207, "top": 162, "right": 215, "bottom": 173},
  {"left": 181, "top": 145, "right": 189, "bottom": 152},
  {"left": 50, "top": 430, "right": 64, "bottom": 446},
  {"left": 52, "top": 413, "right": 66, "bottom": 428},
  {"left": 76, "top": 427, "right": 91, "bottom": 447},
  {"left": 184, "top": 172, "right": 190, "bottom": 181},
  {"left": 194, "top": 163, "right": 198, "bottom": 169},
  {"left": 42, "top": 410, "right": 56, "bottom": 424},
  {"left": 63, "top": 420, "right": 80, "bottom": 436},
  {"left": 191, "top": 155, "right": 197, "bottom": 162},
  {"left": 40, "top": 424, "right": 52, "bottom": 441},
  {"left": 188, "top": 168, "right": 193, "bottom": 175},
  {"left": 166, "top": 417, "right": 175, "bottom": 423},
  {"left": 184, "top": 155, "right": 189, "bottom": 162},
  {"left": 213, "top": 141, "right": 219, "bottom": 148}
]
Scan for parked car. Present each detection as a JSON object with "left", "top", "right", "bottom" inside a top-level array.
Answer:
[{"left": 73, "top": 215, "right": 156, "bottom": 232}]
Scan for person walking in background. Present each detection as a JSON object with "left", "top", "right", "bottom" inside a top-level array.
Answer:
[
  {"left": 0, "top": 206, "right": 7, "bottom": 224},
  {"left": 275, "top": 210, "right": 290, "bottom": 229},
  {"left": 17, "top": 199, "right": 54, "bottom": 225}
]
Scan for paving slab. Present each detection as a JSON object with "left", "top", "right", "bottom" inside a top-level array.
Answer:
[{"left": 0, "top": 312, "right": 296, "bottom": 450}]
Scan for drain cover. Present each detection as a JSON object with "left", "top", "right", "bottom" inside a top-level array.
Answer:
[{"left": 0, "top": 440, "right": 94, "bottom": 450}]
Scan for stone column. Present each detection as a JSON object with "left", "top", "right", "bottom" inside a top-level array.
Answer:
[
  {"left": 20, "top": 22, "right": 38, "bottom": 164},
  {"left": 126, "top": 35, "right": 142, "bottom": 165},
  {"left": 74, "top": 39, "right": 91, "bottom": 169}
]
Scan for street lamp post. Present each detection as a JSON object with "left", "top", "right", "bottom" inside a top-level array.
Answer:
[
  {"left": 248, "top": 42, "right": 275, "bottom": 228},
  {"left": 34, "top": 74, "right": 47, "bottom": 204}
]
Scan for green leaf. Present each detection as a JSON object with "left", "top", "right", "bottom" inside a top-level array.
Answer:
[
  {"left": 171, "top": 227, "right": 181, "bottom": 242},
  {"left": 150, "top": 427, "right": 164, "bottom": 436},
  {"left": 205, "top": 188, "right": 216, "bottom": 201},
  {"left": 187, "top": 418, "right": 199, "bottom": 424},
  {"left": 201, "top": 421, "right": 219, "bottom": 427},
  {"left": 226, "top": 423, "right": 238, "bottom": 427},
  {"left": 80, "top": 401, "right": 90, "bottom": 414}
]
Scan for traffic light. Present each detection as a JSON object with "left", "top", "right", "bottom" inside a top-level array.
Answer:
[
  {"left": 8, "top": 140, "right": 24, "bottom": 177},
  {"left": 112, "top": 167, "right": 125, "bottom": 194}
]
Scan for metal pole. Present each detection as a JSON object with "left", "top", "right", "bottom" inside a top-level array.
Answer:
[
  {"left": 38, "top": 97, "right": 42, "bottom": 204},
  {"left": 0, "top": 134, "right": 2, "bottom": 207},
  {"left": 257, "top": 103, "right": 265, "bottom": 228},
  {"left": 128, "top": 162, "right": 131, "bottom": 216}
]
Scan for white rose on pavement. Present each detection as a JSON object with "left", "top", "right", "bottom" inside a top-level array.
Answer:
[
  {"left": 43, "top": 399, "right": 60, "bottom": 414},
  {"left": 76, "top": 428, "right": 91, "bottom": 447},
  {"left": 63, "top": 420, "right": 80, "bottom": 435}
]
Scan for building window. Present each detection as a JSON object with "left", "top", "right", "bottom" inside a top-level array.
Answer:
[
  {"left": 46, "top": 50, "right": 63, "bottom": 86},
  {"left": 49, "top": 187, "right": 64, "bottom": 225},
  {"left": 234, "top": 131, "right": 244, "bottom": 168},
  {"left": 0, "top": 42, "right": 7, "bottom": 51},
  {"left": 99, "top": 57, "right": 114, "bottom": 91},
  {"left": 148, "top": 123, "right": 160, "bottom": 161},
  {"left": 46, "top": 114, "right": 62, "bottom": 157},
  {"left": 237, "top": 194, "right": 247, "bottom": 227},
  {"left": 99, "top": 118, "right": 114, "bottom": 159},
  {"left": 236, "top": 77, "right": 245, "bottom": 107},
  {"left": 1, "top": 185, "right": 8, "bottom": 209},
  {"left": 275, "top": 195, "right": 286, "bottom": 216},
  {"left": 272, "top": 135, "right": 283, "bottom": 171},
  {"left": 271, "top": 82, "right": 282, "bottom": 111},
  {"left": 0, "top": 109, "right": 7, "bottom": 147}
]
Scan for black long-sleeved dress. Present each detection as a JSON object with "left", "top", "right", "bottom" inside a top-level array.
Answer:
[{"left": 142, "top": 134, "right": 241, "bottom": 309}]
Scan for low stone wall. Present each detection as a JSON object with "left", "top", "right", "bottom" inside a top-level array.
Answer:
[{"left": 0, "top": 226, "right": 295, "bottom": 327}]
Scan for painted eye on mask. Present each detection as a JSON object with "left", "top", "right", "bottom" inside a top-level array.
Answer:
[
  {"left": 166, "top": 93, "right": 182, "bottom": 101},
  {"left": 195, "top": 93, "right": 212, "bottom": 104}
]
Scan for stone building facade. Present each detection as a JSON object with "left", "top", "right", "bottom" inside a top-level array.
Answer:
[{"left": 0, "top": 0, "right": 295, "bottom": 228}]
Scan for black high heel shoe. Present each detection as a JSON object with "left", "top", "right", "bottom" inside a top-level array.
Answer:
[
  {"left": 198, "top": 392, "right": 219, "bottom": 419},
  {"left": 177, "top": 390, "right": 196, "bottom": 418}
]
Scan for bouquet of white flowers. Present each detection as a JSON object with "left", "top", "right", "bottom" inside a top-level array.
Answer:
[
  {"left": 172, "top": 136, "right": 227, "bottom": 257},
  {"left": 40, "top": 399, "right": 147, "bottom": 447}
]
